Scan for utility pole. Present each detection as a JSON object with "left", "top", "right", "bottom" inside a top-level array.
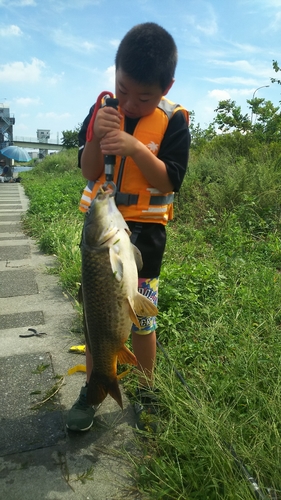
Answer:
[{"left": 250, "top": 85, "right": 270, "bottom": 124}]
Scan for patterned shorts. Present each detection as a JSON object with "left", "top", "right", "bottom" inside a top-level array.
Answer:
[{"left": 131, "top": 277, "right": 159, "bottom": 335}]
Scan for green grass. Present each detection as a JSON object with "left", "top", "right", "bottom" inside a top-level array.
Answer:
[{"left": 20, "top": 147, "right": 281, "bottom": 499}]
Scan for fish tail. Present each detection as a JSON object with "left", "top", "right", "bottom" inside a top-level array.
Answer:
[{"left": 87, "top": 371, "right": 123, "bottom": 409}]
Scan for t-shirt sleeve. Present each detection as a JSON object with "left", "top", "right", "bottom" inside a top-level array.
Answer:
[
  {"left": 157, "top": 110, "right": 190, "bottom": 192},
  {"left": 77, "top": 105, "right": 95, "bottom": 168}
]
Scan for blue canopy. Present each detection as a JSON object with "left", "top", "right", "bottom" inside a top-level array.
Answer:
[{"left": 0, "top": 145, "right": 31, "bottom": 162}]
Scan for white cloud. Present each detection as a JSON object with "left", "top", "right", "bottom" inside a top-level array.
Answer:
[
  {"left": 51, "top": 29, "right": 96, "bottom": 53},
  {"left": 0, "top": 58, "right": 45, "bottom": 83},
  {"left": 37, "top": 112, "right": 71, "bottom": 120},
  {"left": 0, "top": 25, "right": 23, "bottom": 37},
  {"left": 110, "top": 39, "right": 120, "bottom": 48},
  {"left": 210, "top": 59, "right": 271, "bottom": 78},
  {"left": 258, "top": 0, "right": 281, "bottom": 7},
  {"left": 104, "top": 65, "right": 115, "bottom": 87},
  {"left": 205, "top": 76, "right": 259, "bottom": 86},
  {"left": 268, "top": 10, "right": 281, "bottom": 30},
  {"left": 230, "top": 42, "right": 259, "bottom": 54},
  {"left": 48, "top": 0, "right": 100, "bottom": 11},
  {"left": 47, "top": 73, "right": 65, "bottom": 85},
  {"left": 196, "top": 17, "right": 217, "bottom": 36},
  {"left": 208, "top": 86, "right": 270, "bottom": 102},
  {"left": 185, "top": 4, "right": 218, "bottom": 36},
  {"left": 18, "top": 0, "right": 36, "bottom": 5},
  {"left": 208, "top": 89, "right": 231, "bottom": 100},
  {"left": 0, "top": 0, "right": 36, "bottom": 5},
  {"left": 15, "top": 97, "right": 41, "bottom": 106}
]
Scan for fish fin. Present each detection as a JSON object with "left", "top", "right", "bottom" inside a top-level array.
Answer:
[
  {"left": 132, "top": 244, "right": 143, "bottom": 271},
  {"left": 117, "top": 368, "right": 132, "bottom": 380},
  {"left": 87, "top": 372, "right": 123, "bottom": 409},
  {"left": 134, "top": 292, "right": 158, "bottom": 317},
  {"left": 127, "top": 296, "right": 141, "bottom": 328},
  {"left": 117, "top": 344, "right": 138, "bottom": 366},
  {"left": 109, "top": 247, "right": 123, "bottom": 282},
  {"left": 98, "top": 226, "right": 118, "bottom": 246}
]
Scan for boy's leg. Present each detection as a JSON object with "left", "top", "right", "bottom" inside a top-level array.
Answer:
[
  {"left": 132, "top": 277, "right": 160, "bottom": 432},
  {"left": 66, "top": 345, "right": 96, "bottom": 431},
  {"left": 132, "top": 330, "right": 156, "bottom": 387},
  {"left": 131, "top": 276, "right": 159, "bottom": 387},
  {"left": 133, "top": 331, "right": 160, "bottom": 432}
]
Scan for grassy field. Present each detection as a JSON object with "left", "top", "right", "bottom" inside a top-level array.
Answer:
[{"left": 20, "top": 146, "right": 281, "bottom": 499}]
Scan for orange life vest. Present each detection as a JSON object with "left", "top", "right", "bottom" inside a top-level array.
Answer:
[{"left": 79, "top": 97, "right": 189, "bottom": 224}]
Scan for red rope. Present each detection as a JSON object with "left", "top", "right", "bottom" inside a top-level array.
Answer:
[{"left": 86, "top": 91, "right": 114, "bottom": 142}]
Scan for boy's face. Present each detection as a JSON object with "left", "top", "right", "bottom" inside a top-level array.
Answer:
[{"left": 115, "top": 68, "right": 172, "bottom": 119}]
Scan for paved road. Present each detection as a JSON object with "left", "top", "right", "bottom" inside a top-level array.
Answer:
[{"left": 0, "top": 183, "right": 141, "bottom": 500}]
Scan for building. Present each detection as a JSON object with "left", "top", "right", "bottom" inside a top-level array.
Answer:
[
  {"left": 0, "top": 104, "right": 15, "bottom": 149},
  {"left": 37, "top": 129, "right": 50, "bottom": 158}
]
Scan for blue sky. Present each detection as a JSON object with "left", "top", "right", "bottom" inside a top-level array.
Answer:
[{"left": 1, "top": 0, "right": 281, "bottom": 142}]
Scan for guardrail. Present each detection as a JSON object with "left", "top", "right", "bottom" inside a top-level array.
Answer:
[
  {"left": 13, "top": 140, "right": 63, "bottom": 151},
  {"left": 13, "top": 136, "right": 61, "bottom": 144}
]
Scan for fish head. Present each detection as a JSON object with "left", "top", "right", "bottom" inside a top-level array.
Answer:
[{"left": 83, "top": 189, "right": 129, "bottom": 247}]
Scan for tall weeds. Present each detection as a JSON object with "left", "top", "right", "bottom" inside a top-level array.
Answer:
[{"left": 20, "top": 144, "right": 281, "bottom": 499}]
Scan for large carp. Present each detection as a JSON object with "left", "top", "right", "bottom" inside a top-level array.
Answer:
[{"left": 80, "top": 188, "right": 158, "bottom": 409}]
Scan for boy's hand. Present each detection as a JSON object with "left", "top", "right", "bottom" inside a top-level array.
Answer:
[
  {"left": 94, "top": 107, "right": 121, "bottom": 140},
  {"left": 100, "top": 130, "right": 138, "bottom": 157}
]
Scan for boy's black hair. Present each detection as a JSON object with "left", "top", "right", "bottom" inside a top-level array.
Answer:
[{"left": 115, "top": 22, "right": 178, "bottom": 92}]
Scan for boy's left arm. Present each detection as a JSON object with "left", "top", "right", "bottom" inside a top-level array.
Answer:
[
  {"left": 99, "top": 110, "right": 190, "bottom": 193},
  {"left": 100, "top": 130, "right": 172, "bottom": 192}
]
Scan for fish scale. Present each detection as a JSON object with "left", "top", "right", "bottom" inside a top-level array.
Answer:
[{"left": 82, "top": 247, "right": 129, "bottom": 371}]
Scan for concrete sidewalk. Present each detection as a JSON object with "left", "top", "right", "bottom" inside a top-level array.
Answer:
[{"left": 0, "top": 183, "right": 141, "bottom": 500}]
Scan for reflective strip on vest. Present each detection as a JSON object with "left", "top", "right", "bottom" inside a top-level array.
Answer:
[
  {"left": 79, "top": 181, "right": 95, "bottom": 213},
  {"left": 79, "top": 181, "right": 173, "bottom": 222}
]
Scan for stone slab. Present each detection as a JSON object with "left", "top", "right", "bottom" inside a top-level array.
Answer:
[
  {"left": 0, "top": 269, "right": 38, "bottom": 297},
  {"left": 0, "top": 215, "right": 22, "bottom": 221},
  {"left": 0, "top": 311, "right": 44, "bottom": 330},
  {"left": 0, "top": 205, "right": 22, "bottom": 209},
  {"left": 0, "top": 352, "right": 65, "bottom": 456},
  {"left": 0, "top": 244, "right": 30, "bottom": 260},
  {"left": 0, "top": 235, "right": 28, "bottom": 241},
  {"left": 0, "top": 199, "right": 21, "bottom": 202},
  {"left": 0, "top": 224, "right": 22, "bottom": 234},
  {"left": 0, "top": 200, "right": 21, "bottom": 204}
]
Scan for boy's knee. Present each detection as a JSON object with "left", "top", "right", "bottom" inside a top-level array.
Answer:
[{"left": 132, "top": 316, "right": 157, "bottom": 335}]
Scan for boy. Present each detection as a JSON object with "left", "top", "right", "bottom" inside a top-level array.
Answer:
[{"left": 66, "top": 22, "right": 190, "bottom": 432}]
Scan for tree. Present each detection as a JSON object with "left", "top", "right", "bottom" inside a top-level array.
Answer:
[
  {"left": 271, "top": 60, "right": 281, "bottom": 86},
  {"left": 61, "top": 126, "right": 80, "bottom": 149},
  {"left": 213, "top": 96, "right": 281, "bottom": 143},
  {"left": 213, "top": 100, "right": 252, "bottom": 133},
  {"left": 247, "top": 98, "right": 281, "bottom": 142},
  {"left": 188, "top": 111, "right": 216, "bottom": 150}
]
